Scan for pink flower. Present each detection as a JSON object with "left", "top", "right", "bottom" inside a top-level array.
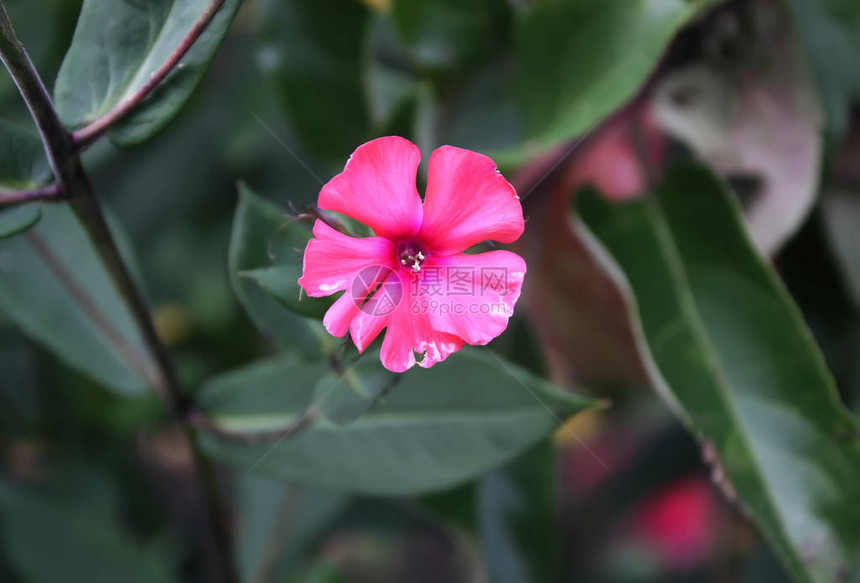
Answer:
[{"left": 298, "top": 136, "right": 527, "bottom": 372}]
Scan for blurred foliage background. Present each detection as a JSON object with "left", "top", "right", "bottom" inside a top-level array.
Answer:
[{"left": 0, "top": 0, "right": 859, "bottom": 582}]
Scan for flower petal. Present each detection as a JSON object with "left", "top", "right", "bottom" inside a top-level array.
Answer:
[
  {"left": 419, "top": 146, "right": 524, "bottom": 255},
  {"left": 380, "top": 309, "right": 465, "bottom": 373},
  {"left": 379, "top": 271, "right": 465, "bottom": 372},
  {"left": 298, "top": 220, "right": 395, "bottom": 297},
  {"left": 319, "top": 136, "right": 423, "bottom": 240},
  {"left": 348, "top": 267, "right": 404, "bottom": 352},
  {"left": 350, "top": 307, "right": 390, "bottom": 353},
  {"left": 323, "top": 293, "right": 360, "bottom": 337},
  {"left": 424, "top": 250, "right": 526, "bottom": 345}
]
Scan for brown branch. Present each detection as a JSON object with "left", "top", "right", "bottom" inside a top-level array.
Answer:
[
  {"left": 71, "top": 0, "right": 226, "bottom": 150},
  {"left": 0, "top": 4, "right": 238, "bottom": 582},
  {"left": 0, "top": 183, "right": 65, "bottom": 207},
  {"left": 0, "top": 0, "right": 181, "bottom": 432}
]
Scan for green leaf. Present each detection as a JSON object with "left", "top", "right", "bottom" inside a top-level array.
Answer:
[
  {"left": 243, "top": 266, "right": 332, "bottom": 320},
  {"left": 0, "top": 204, "right": 156, "bottom": 395},
  {"left": 238, "top": 212, "right": 334, "bottom": 320},
  {"left": 229, "top": 183, "right": 323, "bottom": 355},
  {"left": 577, "top": 162, "right": 860, "bottom": 583},
  {"left": 517, "top": 0, "right": 714, "bottom": 150},
  {"left": 54, "top": 0, "right": 242, "bottom": 146},
  {"left": 312, "top": 356, "right": 397, "bottom": 425},
  {"left": 0, "top": 480, "right": 179, "bottom": 583},
  {"left": 256, "top": 0, "right": 371, "bottom": 161},
  {"left": 198, "top": 348, "right": 596, "bottom": 495}
]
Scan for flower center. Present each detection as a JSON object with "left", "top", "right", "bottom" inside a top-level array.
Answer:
[{"left": 398, "top": 242, "right": 428, "bottom": 272}]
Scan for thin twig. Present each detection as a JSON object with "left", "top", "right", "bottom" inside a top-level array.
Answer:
[
  {"left": 0, "top": 4, "right": 238, "bottom": 582},
  {"left": 0, "top": 183, "right": 65, "bottom": 207},
  {"left": 71, "top": 0, "right": 226, "bottom": 150}
]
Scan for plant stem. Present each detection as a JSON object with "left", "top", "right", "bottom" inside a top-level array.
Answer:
[
  {"left": 0, "top": 4, "right": 71, "bottom": 181},
  {"left": 0, "top": 4, "right": 237, "bottom": 582},
  {"left": 71, "top": 0, "right": 226, "bottom": 150},
  {"left": 0, "top": 6, "right": 179, "bottom": 410},
  {"left": 0, "top": 183, "right": 65, "bottom": 207}
]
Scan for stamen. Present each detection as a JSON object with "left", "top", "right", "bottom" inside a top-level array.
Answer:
[{"left": 398, "top": 242, "right": 428, "bottom": 272}]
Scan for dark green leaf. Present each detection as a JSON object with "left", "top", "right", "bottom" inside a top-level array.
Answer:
[
  {"left": 517, "top": 0, "right": 714, "bottom": 149},
  {"left": 417, "top": 481, "right": 477, "bottom": 534},
  {"left": 54, "top": 0, "right": 242, "bottom": 146},
  {"left": 198, "top": 349, "right": 596, "bottom": 495},
  {"left": 578, "top": 162, "right": 860, "bottom": 583},
  {"left": 364, "top": 15, "right": 420, "bottom": 135},
  {"left": 479, "top": 441, "right": 559, "bottom": 583},
  {"left": 285, "top": 563, "right": 344, "bottom": 583},
  {"left": 0, "top": 0, "right": 82, "bottom": 112},
  {"left": 0, "top": 120, "right": 50, "bottom": 190},
  {"left": 256, "top": 0, "right": 371, "bottom": 161},
  {"left": 0, "top": 334, "right": 39, "bottom": 435},
  {"left": 0, "top": 206, "right": 40, "bottom": 240},
  {"left": 440, "top": 61, "right": 522, "bottom": 155},
  {"left": 0, "top": 120, "right": 49, "bottom": 240},
  {"left": 0, "top": 205, "right": 156, "bottom": 395},
  {"left": 822, "top": 190, "right": 860, "bottom": 312},
  {"left": 229, "top": 183, "right": 324, "bottom": 355},
  {"left": 241, "top": 266, "right": 329, "bottom": 320},
  {"left": 0, "top": 480, "right": 179, "bottom": 583},
  {"left": 391, "top": 0, "right": 510, "bottom": 70},
  {"left": 784, "top": 0, "right": 860, "bottom": 135},
  {"left": 236, "top": 474, "right": 348, "bottom": 581}
]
